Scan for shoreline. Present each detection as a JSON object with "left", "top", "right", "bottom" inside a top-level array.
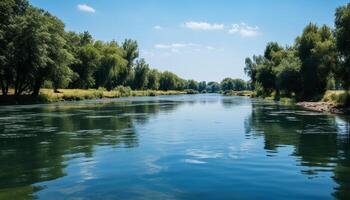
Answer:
[
  {"left": 296, "top": 102, "right": 350, "bottom": 115},
  {"left": 223, "top": 90, "right": 350, "bottom": 115},
  {"left": 0, "top": 89, "right": 188, "bottom": 105}
]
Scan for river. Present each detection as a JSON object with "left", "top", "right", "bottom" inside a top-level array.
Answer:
[{"left": 0, "top": 94, "right": 349, "bottom": 199}]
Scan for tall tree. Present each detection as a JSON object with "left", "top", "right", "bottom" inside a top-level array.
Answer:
[
  {"left": 121, "top": 39, "right": 139, "bottom": 85},
  {"left": 133, "top": 58, "right": 150, "bottom": 90},
  {"left": 11, "top": 7, "right": 71, "bottom": 96},
  {"left": 93, "top": 41, "right": 127, "bottom": 90},
  {"left": 147, "top": 69, "right": 160, "bottom": 90},
  {"left": 335, "top": 3, "right": 350, "bottom": 90},
  {"left": 274, "top": 49, "right": 302, "bottom": 97},
  {"left": 69, "top": 32, "right": 100, "bottom": 89},
  {"left": 295, "top": 23, "right": 336, "bottom": 99},
  {"left": 0, "top": 0, "right": 28, "bottom": 95}
]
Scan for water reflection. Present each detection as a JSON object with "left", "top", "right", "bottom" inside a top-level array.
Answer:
[
  {"left": 0, "top": 99, "right": 183, "bottom": 199},
  {"left": 245, "top": 100, "right": 350, "bottom": 199},
  {"left": 1, "top": 95, "right": 350, "bottom": 199}
]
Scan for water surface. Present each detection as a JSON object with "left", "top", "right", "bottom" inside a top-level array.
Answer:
[{"left": 0, "top": 94, "right": 349, "bottom": 199}]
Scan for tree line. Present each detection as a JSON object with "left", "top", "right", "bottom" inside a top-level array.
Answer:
[
  {"left": 244, "top": 2, "right": 350, "bottom": 101},
  {"left": 0, "top": 0, "right": 252, "bottom": 97},
  {"left": 0, "top": 0, "right": 247, "bottom": 97}
]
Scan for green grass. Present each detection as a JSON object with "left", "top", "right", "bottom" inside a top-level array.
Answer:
[
  {"left": 222, "top": 90, "right": 255, "bottom": 97},
  {"left": 0, "top": 88, "right": 187, "bottom": 104},
  {"left": 322, "top": 90, "right": 349, "bottom": 106}
]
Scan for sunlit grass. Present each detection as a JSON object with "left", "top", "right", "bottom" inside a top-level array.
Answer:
[
  {"left": 222, "top": 90, "right": 254, "bottom": 97},
  {"left": 39, "top": 88, "right": 186, "bottom": 102},
  {"left": 322, "top": 90, "right": 349, "bottom": 106}
]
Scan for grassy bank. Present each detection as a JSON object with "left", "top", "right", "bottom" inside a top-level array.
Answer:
[
  {"left": 321, "top": 90, "right": 349, "bottom": 106},
  {"left": 222, "top": 90, "right": 254, "bottom": 97},
  {"left": 223, "top": 89, "right": 349, "bottom": 107},
  {"left": 0, "top": 88, "right": 187, "bottom": 105}
]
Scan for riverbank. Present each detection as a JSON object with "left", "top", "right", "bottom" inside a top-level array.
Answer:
[
  {"left": 0, "top": 88, "right": 187, "bottom": 105},
  {"left": 296, "top": 102, "right": 348, "bottom": 114},
  {"left": 297, "top": 91, "right": 350, "bottom": 114},
  {"left": 224, "top": 90, "right": 350, "bottom": 115},
  {"left": 222, "top": 90, "right": 254, "bottom": 97}
]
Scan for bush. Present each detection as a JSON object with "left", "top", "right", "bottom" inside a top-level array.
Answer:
[
  {"left": 322, "top": 90, "right": 350, "bottom": 106},
  {"left": 113, "top": 86, "right": 132, "bottom": 97},
  {"left": 184, "top": 89, "right": 199, "bottom": 94}
]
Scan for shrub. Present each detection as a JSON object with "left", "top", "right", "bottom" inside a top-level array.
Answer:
[
  {"left": 184, "top": 89, "right": 199, "bottom": 94},
  {"left": 113, "top": 86, "right": 132, "bottom": 97}
]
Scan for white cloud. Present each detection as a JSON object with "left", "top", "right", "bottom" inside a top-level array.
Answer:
[
  {"left": 77, "top": 4, "right": 96, "bottom": 13},
  {"left": 184, "top": 21, "right": 225, "bottom": 30},
  {"left": 153, "top": 43, "right": 222, "bottom": 53},
  {"left": 154, "top": 43, "right": 199, "bottom": 49},
  {"left": 154, "top": 25, "right": 162, "bottom": 30},
  {"left": 228, "top": 23, "right": 260, "bottom": 37}
]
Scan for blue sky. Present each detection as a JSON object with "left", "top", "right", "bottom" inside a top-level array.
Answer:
[{"left": 30, "top": 0, "right": 348, "bottom": 82}]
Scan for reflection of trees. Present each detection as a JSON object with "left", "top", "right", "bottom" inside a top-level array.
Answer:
[
  {"left": 0, "top": 100, "right": 181, "bottom": 199},
  {"left": 245, "top": 103, "right": 350, "bottom": 199},
  {"left": 220, "top": 97, "right": 248, "bottom": 109}
]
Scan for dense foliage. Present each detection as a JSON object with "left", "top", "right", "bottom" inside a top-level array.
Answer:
[
  {"left": 1, "top": 0, "right": 250, "bottom": 96},
  {"left": 245, "top": 3, "right": 350, "bottom": 102}
]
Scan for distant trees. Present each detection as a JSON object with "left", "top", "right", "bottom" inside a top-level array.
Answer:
[
  {"left": 158, "top": 71, "right": 182, "bottom": 91},
  {"left": 207, "top": 82, "right": 221, "bottom": 93},
  {"left": 244, "top": 2, "right": 350, "bottom": 101},
  {"left": 221, "top": 78, "right": 248, "bottom": 91}
]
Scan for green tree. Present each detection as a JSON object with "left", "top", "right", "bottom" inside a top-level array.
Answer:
[
  {"left": 198, "top": 81, "right": 207, "bottom": 92},
  {"left": 159, "top": 71, "right": 178, "bottom": 91},
  {"left": 93, "top": 41, "right": 127, "bottom": 90},
  {"left": 274, "top": 50, "right": 302, "bottom": 97},
  {"left": 0, "top": 0, "right": 28, "bottom": 95},
  {"left": 69, "top": 32, "right": 100, "bottom": 89},
  {"left": 146, "top": 69, "right": 160, "bottom": 90},
  {"left": 133, "top": 58, "right": 150, "bottom": 90},
  {"left": 232, "top": 79, "right": 247, "bottom": 91},
  {"left": 335, "top": 3, "right": 350, "bottom": 90},
  {"left": 221, "top": 78, "right": 234, "bottom": 91},
  {"left": 295, "top": 23, "right": 336, "bottom": 99},
  {"left": 121, "top": 39, "right": 139, "bottom": 85},
  {"left": 11, "top": 7, "right": 71, "bottom": 95},
  {"left": 207, "top": 82, "right": 221, "bottom": 93},
  {"left": 187, "top": 80, "right": 199, "bottom": 91}
]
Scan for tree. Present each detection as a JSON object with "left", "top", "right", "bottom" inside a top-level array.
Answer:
[
  {"left": 232, "top": 79, "right": 247, "bottom": 91},
  {"left": 295, "top": 23, "right": 336, "bottom": 99},
  {"left": 264, "top": 42, "right": 283, "bottom": 61},
  {"left": 93, "top": 41, "right": 127, "bottom": 90},
  {"left": 121, "top": 39, "right": 139, "bottom": 85},
  {"left": 198, "top": 81, "right": 207, "bottom": 92},
  {"left": 244, "top": 55, "right": 265, "bottom": 89},
  {"left": 159, "top": 71, "right": 177, "bottom": 91},
  {"left": 274, "top": 50, "right": 302, "bottom": 97},
  {"left": 147, "top": 69, "right": 160, "bottom": 90},
  {"left": 335, "top": 3, "right": 350, "bottom": 90},
  {"left": 133, "top": 58, "right": 150, "bottom": 90},
  {"left": 10, "top": 7, "right": 72, "bottom": 96},
  {"left": 187, "top": 80, "right": 199, "bottom": 91},
  {"left": 221, "top": 78, "right": 234, "bottom": 91},
  {"left": 207, "top": 82, "right": 221, "bottom": 93},
  {"left": 69, "top": 32, "right": 100, "bottom": 89},
  {"left": 0, "top": 0, "right": 29, "bottom": 95}
]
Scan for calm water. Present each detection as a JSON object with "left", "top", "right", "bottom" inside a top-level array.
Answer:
[{"left": 0, "top": 94, "right": 350, "bottom": 200}]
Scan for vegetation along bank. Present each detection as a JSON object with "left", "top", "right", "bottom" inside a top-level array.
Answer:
[{"left": 241, "top": 3, "right": 350, "bottom": 114}]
